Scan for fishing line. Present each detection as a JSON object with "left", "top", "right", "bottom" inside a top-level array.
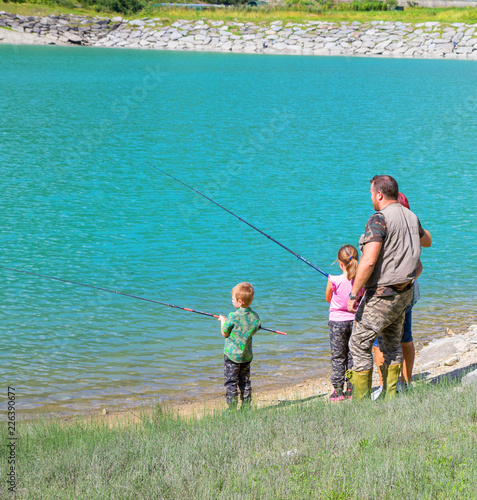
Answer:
[
  {"left": 148, "top": 164, "right": 329, "bottom": 278},
  {"left": 1, "top": 266, "right": 287, "bottom": 335}
]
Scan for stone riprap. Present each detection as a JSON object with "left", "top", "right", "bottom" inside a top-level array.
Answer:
[
  {"left": 415, "top": 324, "right": 477, "bottom": 376},
  {"left": 2, "top": 12, "right": 477, "bottom": 59},
  {"left": 419, "top": 336, "right": 471, "bottom": 371}
]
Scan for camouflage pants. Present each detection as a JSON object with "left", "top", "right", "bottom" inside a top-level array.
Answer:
[
  {"left": 349, "top": 287, "right": 414, "bottom": 372},
  {"left": 328, "top": 320, "right": 354, "bottom": 390},
  {"left": 224, "top": 355, "right": 251, "bottom": 406}
]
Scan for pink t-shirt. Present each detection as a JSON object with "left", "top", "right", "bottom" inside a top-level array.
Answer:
[{"left": 329, "top": 273, "right": 355, "bottom": 322}]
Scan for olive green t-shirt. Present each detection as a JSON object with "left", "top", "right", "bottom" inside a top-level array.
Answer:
[{"left": 222, "top": 307, "right": 261, "bottom": 363}]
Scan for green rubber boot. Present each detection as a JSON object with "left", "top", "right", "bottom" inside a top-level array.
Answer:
[
  {"left": 382, "top": 364, "right": 402, "bottom": 400},
  {"left": 346, "top": 369, "right": 373, "bottom": 402}
]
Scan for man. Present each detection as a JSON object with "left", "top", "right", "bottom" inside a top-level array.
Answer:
[{"left": 347, "top": 175, "right": 432, "bottom": 401}]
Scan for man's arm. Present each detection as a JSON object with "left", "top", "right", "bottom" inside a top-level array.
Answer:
[
  {"left": 420, "top": 229, "right": 432, "bottom": 248},
  {"left": 347, "top": 241, "right": 382, "bottom": 313}
]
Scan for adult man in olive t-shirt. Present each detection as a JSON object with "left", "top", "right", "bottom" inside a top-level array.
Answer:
[{"left": 347, "top": 175, "right": 432, "bottom": 401}]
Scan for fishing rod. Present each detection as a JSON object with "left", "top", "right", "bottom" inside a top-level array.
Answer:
[
  {"left": 1, "top": 266, "right": 287, "bottom": 335},
  {"left": 148, "top": 164, "right": 329, "bottom": 278}
]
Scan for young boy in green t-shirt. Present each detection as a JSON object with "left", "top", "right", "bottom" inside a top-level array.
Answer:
[{"left": 218, "top": 282, "right": 261, "bottom": 410}]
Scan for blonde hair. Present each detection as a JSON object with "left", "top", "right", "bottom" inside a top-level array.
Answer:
[
  {"left": 231, "top": 282, "right": 255, "bottom": 307},
  {"left": 337, "top": 245, "right": 359, "bottom": 280}
]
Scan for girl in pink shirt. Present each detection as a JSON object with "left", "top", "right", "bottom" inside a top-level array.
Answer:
[{"left": 325, "top": 245, "right": 360, "bottom": 401}]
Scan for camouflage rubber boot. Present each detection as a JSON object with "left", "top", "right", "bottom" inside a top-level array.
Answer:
[
  {"left": 346, "top": 369, "right": 372, "bottom": 402},
  {"left": 383, "top": 364, "right": 402, "bottom": 400}
]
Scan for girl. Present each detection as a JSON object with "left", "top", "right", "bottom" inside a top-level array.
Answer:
[{"left": 325, "top": 245, "right": 360, "bottom": 401}]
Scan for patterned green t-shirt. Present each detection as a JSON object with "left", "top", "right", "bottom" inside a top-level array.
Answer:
[{"left": 222, "top": 307, "right": 261, "bottom": 363}]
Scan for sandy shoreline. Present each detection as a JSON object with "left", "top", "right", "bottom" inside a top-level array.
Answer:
[
  {"left": 67, "top": 323, "right": 477, "bottom": 428},
  {"left": 2, "top": 13, "right": 477, "bottom": 59},
  {"left": 150, "top": 322, "right": 477, "bottom": 420},
  {"left": 6, "top": 321, "right": 476, "bottom": 424}
]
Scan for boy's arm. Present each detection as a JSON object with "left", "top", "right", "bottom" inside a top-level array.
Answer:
[
  {"left": 251, "top": 313, "right": 261, "bottom": 336},
  {"left": 218, "top": 315, "right": 228, "bottom": 338},
  {"left": 325, "top": 277, "right": 333, "bottom": 303},
  {"left": 220, "top": 312, "right": 235, "bottom": 338}
]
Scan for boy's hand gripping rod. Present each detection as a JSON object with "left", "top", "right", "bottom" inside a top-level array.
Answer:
[
  {"left": 1, "top": 266, "right": 287, "bottom": 335},
  {"left": 148, "top": 165, "right": 329, "bottom": 278}
]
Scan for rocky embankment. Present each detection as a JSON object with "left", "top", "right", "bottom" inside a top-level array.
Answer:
[
  {"left": 2, "top": 11, "right": 477, "bottom": 59},
  {"left": 415, "top": 324, "right": 477, "bottom": 377}
]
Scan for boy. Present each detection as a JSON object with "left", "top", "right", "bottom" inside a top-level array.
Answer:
[{"left": 218, "top": 282, "right": 261, "bottom": 411}]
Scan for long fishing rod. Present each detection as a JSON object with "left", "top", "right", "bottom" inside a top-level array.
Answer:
[
  {"left": 148, "top": 164, "right": 329, "bottom": 278},
  {"left": 1, "top": 266, "right": 287, "bottom": 335}
]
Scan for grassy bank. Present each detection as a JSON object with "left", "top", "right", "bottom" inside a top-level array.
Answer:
[
  {"left": 2, "top": 378, "right": 477, "bottom": 499},
  {"left": 1, "top": 1, "right": 477, "bottom": 24}
]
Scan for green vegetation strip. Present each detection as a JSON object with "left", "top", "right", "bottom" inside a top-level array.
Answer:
[
  {"left": 1, "top": 1, "right": 477, "bottom": 24},
  {"left": 2, "top": 379, "right": 477, "bottom": 499}
]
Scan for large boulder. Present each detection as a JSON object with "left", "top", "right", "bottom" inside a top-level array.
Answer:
[
  {"left": 467, "top": 324, "right": 477, "bottom": 336},
  {"left": 461, "top": 369, "right": 477, "bottom": 387},
  {"left": 67, "top": 33, "right": 82, "bottom": 44}
]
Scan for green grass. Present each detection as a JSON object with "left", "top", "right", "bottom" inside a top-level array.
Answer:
[
  {"left": 143, "top": 6, "right": 477, "bottom": 24},
  {"left": 0, "top": 1, "right": 101, "bottom": 17},
  {"left": 3, "top": 378, "right": 477, "bottom": 499},
  {"left": 1, "top": 1, "right": 477, "bottom": 24}
]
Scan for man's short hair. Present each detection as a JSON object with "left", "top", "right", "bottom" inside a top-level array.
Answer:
[
  {"left": 370, "top": 175, "right": 399, "bottom": 200},
  {"left": 232, "top": 282, "right": 255, "bottom": 307}
]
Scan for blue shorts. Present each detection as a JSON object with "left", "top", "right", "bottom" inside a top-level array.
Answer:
[{"left": 373, "top": 308, "right": 413, "bottom": 347}]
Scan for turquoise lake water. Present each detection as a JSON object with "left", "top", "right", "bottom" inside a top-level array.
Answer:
[{"left": 1, "top": 45, "right": 476, "bottom": 414}]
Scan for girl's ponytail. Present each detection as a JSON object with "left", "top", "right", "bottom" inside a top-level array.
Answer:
[{"left": 338, "top": 245, "right": 359, "bottom": 280}]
